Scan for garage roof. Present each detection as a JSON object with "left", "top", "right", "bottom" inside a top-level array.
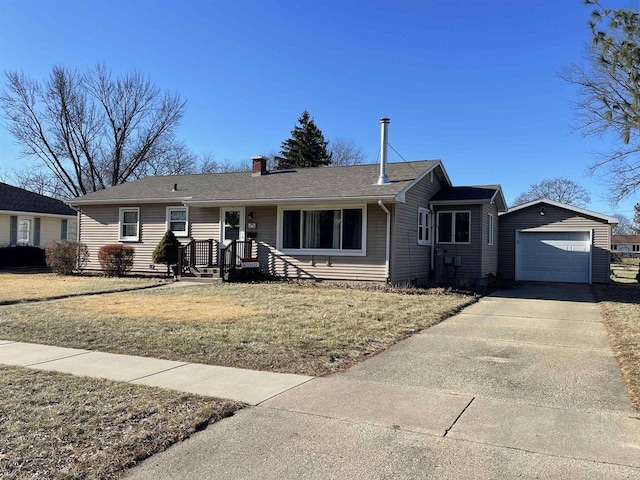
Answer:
[{"left": 500, "top": 198, "right": 618, "bottom": 224}]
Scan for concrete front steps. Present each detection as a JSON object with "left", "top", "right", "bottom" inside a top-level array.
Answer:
[{"left": 178, "top": 266, "right": 223, "bottom": 283}]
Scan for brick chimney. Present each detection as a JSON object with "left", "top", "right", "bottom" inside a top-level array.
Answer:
[{"left": 251, "top": 155, "right": 267, "bottom": 176}]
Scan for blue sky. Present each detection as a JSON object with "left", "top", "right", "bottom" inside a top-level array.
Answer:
[{"left": 0, "top": 0, "right": 637, "bottom": 216}]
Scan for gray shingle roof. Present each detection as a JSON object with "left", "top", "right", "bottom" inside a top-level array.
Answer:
[
  {"left": 612, "top": 235, "right": 640, "bottom": 244},
  {"left": 69, "top": 160, "right": 441, "bottom": 204},
  {"left": 0, "top": 182, "right": 76, "bottom": 216}
]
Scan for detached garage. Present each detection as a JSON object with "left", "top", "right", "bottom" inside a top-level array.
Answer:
[{"left": 498, "top": 199, "right": 618, "bottom": 284}]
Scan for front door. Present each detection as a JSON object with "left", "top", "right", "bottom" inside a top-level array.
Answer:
[{"left": 220, "top": 207, "right": 245, "bottom": 246}]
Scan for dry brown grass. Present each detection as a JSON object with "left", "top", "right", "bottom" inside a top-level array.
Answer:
[
  {"left": 593, "top": 278, "right": 640, "bottom": 411},
  {"left": 0, "top": 282, "right": 475, "bottom": 376},
  {"left": 0, "top": 365, "right": 239, "bottom": 480},
  {"left": 0, "top": 272, "right": 168, "bottom": 304}
]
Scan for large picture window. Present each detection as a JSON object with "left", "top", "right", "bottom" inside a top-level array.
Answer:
[
  {"left": 279, "top": 206, "right": 365, "bottom": 255},
  {"left": 167, "top": 207, "right": 188, "bottom": 236},
  {"left": 437, "top": 211, "right": 470, "bottom": 244},
  {"left": 119, "top": 207, "right": 140, "bottom": 241}
]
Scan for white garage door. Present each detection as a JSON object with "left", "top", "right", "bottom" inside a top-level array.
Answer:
[{"left": 517, "top": 231, "right": 591, "bottom": 283}]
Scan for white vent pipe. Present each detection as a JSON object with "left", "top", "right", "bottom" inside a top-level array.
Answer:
[{"left": 377, "top": 117, "right": 390, "bottom": 185}]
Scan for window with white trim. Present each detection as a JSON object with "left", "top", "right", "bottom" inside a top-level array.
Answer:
[
  {"left": 417, "top": 207, "right": 431, "bottom": 245},
  {"left": 166, "top": 207, "right": 188, "bottom": 236},
  {"left": 119, "top": 207, "right": 140, "bottom": 241},
  {"left": 17, "top": 216, "right": 33, "bottom": 245},
  {"left": 487, "top": 213, "right": 494, "bottom": 246},
  {"left": 279, "top": 206, "right": 366, "bottom": 255},
  {"left": 67, "top": 220, "right": 78, "bottom": 240},
  {"left": 437, "top": 211, "right": 470, "bottom": 244}
]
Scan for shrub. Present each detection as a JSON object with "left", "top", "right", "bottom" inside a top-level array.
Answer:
[
  {"left": 0, "top": 245, "right": 46, "bottom": 268},
  {"left": 45, "top": 240, "right": 89, "bottom": 275},
  {"left": 98, "top": 244, "right": 135, "bottom": 277},
  {"left": 152, "top": 231, "right": 181, "bottom": 277}
]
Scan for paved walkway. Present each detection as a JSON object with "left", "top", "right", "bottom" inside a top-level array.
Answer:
[
  {"left": 123, "top": 283, "right": 640, "bottom": 479},
  {"left": 0, "top": 340, "right": 312, "bottom": 405}
]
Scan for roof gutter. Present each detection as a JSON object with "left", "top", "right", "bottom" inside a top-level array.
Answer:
[
  {"left": 66, "top": 197, "right": 194, "bottom": 206},
  {"left": 429, "top": 199, "right": 493, "bottom": 206},
  {"left": 184, "top": 195, "right": 399, "bottom": 207},
  {"left": 377, "top": 200, "right": 391, "bottom": 283},
  {"left": 0, "top": 209, "right": 77, "bottom": 219}
]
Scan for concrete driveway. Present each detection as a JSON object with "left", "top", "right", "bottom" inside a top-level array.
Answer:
[{"left": 126, "top": 283, "right": 640, "bottom": 479}]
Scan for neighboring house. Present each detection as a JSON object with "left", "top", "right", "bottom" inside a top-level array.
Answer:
[
  {"left": 611, "top": 235, "right": 640, "bottom": 253},
  {"left": 498, "top": 198, "right": 618, "bottom": 284},
  {"left": 0, "top": 182, "right": 78, "bottom": 247},
  {"left": 67, "top": 156, "right": 507, "bottom": 286}
]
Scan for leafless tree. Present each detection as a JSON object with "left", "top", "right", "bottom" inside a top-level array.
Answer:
[
  {"left": 563, "top": 1, "right": 640, "bottom": 201},
  {"left": 512, "top": 178, "right": 591, "bottom": 208},
  {"left": 329, "top": 137, "right": 367, "bottom": 166},
  {"left": 9, "top": 166, "right": 66, "bottom": 198},
  {"left": 1, "top": 63, "right": 186, "bottom": 198},
  {"left": 198, "top": 153, "right": 249, "bottom": 173},
  {"left": 611, "top": 213, "right": 636, "bottom": 235}
]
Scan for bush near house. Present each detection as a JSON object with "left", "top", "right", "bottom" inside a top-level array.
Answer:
[
  {"left": 98, "top": 245, "right": 135, "bottom": 277},
  {"left": 45, "top": 240, "right": 89, "bottom": 275},
  {"left": 0, "top": 245, "right": 46, "bottom": 268},
  {"left": 152, "top": 231, "right": 181, "bottom": 277}
]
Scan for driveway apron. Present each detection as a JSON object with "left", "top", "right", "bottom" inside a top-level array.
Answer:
[{"left": 126, "top": 283, "right": 640, "bottom": 479}]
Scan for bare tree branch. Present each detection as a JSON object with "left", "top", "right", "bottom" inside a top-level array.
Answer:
[
  {"left": 329, "top": 137, "right": 367, "bottom": 166},
  {"left": 512, "top": 178, "right": 591, "bottom": 207},
  {"left": 1, "top": 64, "right": 187, "bottom": 198},
  {"left": 562, "top": 1, "right": 640, "bottom": 202}
]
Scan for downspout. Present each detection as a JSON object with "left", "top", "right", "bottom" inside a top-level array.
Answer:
[
  {"left": 378, "top": 200, "right": 391, "bottom": 283},
  {"left": 429, "top": 206, "right": 436, "bottom": 280}
]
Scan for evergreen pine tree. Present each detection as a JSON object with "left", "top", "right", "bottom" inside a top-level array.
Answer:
[
  {"left": 276, "top": 110, "right": 333, "bottom": 169},
  {"left": 152, "top": 230, "right": 181, "bottom": 277}
]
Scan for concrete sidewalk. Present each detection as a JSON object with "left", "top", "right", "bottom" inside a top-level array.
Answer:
[
  {"left": 0, "top": 340, "right": 312, "bottom": 405},
  {"left": 126, "top": 283, "right": 640, "bottom": 479}
]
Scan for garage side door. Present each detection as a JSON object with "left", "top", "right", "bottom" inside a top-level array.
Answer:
[{"left": 517, "top": 231, "right": 591, "bottom": 283}]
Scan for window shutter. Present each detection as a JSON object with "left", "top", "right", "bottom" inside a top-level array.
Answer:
[
  {"left": 9, "top": 216, "right": 17, "bottom": 246},
  {"left": 61, "top": 219, "right": 68, "bottom": 240},
  {"left": 34, "top": 218, "right": 41, "bottom": 246}
]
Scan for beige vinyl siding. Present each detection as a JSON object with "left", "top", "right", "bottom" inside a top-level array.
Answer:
[
  {"left": 188, "top": 207, "right": 219, "bottom": 240},
  {"left": 498, "top": 203, "right": 612, "bottom": 283},
  {"left": 79, "top": 204, "right": 185, "bottom": 273},
  {"left": 391, "top": 171, "right": 442, "bottom": 286},
  {"left": 0, "top": 213, "right": 76, "bottom": 247},
  {"left": 480, "top": 203, "right": 499, "bottom": 278},
  {"left": 39, "top": 217, "right": 63, "bottom": 246},
  {"left": 255, "top": 204, "right": 387, "bottom": 282},
  {"left": 434, "top": 204, "right": 483, "bottom": 286},
  {"left": 0, "top": 214, "right": 10, "bottom": 245}
]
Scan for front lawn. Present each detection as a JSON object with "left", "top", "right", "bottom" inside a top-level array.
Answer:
[
  {"left": 0, "top": 272, "right": 168, "bottom": 304},
  {"left": 0, "top": 282, "right": 475, "bottom": 376},
  {"left": 0, "top": 365, "right": 239, "bottom": 480}
]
